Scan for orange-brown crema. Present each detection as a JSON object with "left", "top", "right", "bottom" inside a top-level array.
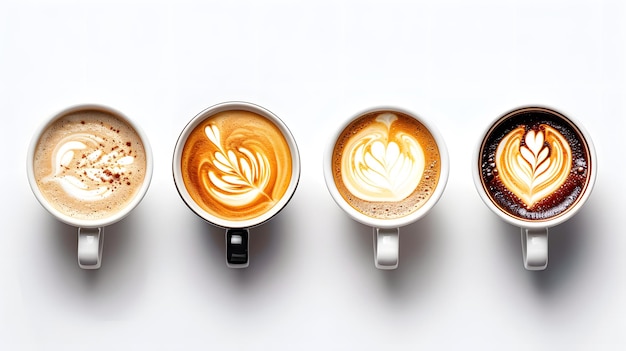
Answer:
[{"left": 181, "top": 110, "right": 292, "bottom": 222}]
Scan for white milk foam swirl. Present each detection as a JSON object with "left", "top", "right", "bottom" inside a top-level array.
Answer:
[
  {"left": 341, "top": 113, "right": 425, "bottom": 202},
  {"left": 45, "top": 133, "right": 135, "bottom": 201},
  {"left": 204, "top": 125, "right": 273, "bottom": 207}
]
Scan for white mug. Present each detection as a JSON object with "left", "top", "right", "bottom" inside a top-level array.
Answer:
[
  {"left": 323, "top": 107, "right": 449, "bottom": 270},
  {"left": 27, "top": 104, "right": 153, "bottom": 269},
  {"left": 172, "top": 101, "right": 300, "bottom": 268},
  {"left": 472, "top": 106, "right": 597, "bottom": 270}
]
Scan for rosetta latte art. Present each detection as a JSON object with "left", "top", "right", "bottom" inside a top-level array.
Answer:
[
  {"left": 46, "top": 133, "right": 136, "bottom": 201},
  {"left": 203, "top": 125, "right": 272, "bottom": 206},
  {"left": 495, "top": 125, "right": 572, "bottom": 209},
  {"left": 181, "top": 110, "right": 292, "bottom": 222},
  {"left": 341, "top": 113, "right": 425, "bottom": 202}
]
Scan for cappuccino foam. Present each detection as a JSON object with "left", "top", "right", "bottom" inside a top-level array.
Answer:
[
  {"left": 479, "top": 107, "right": 591, "bottom": 221},
  {"left": 332, "top": 111, "right": 441, "bottom": 219},
  {"left": 180, "top": 110, "right": 293, "bottom": 222},
  {"left": 33, "top": 109, "right": 147, "bottom": 220}
]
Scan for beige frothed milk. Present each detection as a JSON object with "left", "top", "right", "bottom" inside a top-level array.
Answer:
[{"left": 32, "top": 109, "right": 147, "bottom": 221}]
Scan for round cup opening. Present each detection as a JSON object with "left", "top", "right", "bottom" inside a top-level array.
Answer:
[
  {"left": 27, "top": 104, "right": 153, "bottom": 228},
  {"left": 472, "top": 105, "right": 596, "bottom": 229},
  {"left": 323, "top": 106, "right": 449, "bottom": 229},
  {"left": 172, "top": 101, "right": 301, "bottom": 229}
]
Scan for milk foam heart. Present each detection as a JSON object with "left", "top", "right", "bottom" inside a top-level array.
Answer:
[
  {"left": 479, "top": 107, "right": 591, "bottom": 221},
  {"left": 332, "top": 110, "right": 441, "bottom": 220},
  {"left": 340, "top": 113, "right": 425, "bottom": 202},
  {"left": 495, "top": 125, "right": 572, "bottom": 209}
]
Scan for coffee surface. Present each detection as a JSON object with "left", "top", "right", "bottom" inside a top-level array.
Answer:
[
  {"left": 33, "top": 109, "right": 147, "bottom": 220},
  {"left": 332, "top": 111, "right": 441, "bottom": 219},
  {"left": 181, "top": 110, "right": 292, "bottom": 222},
  {"left": 479, "top": 107, "right": 591, "bottom": 221}
]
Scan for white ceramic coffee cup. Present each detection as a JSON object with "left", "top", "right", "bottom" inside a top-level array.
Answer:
[
  {"left": 172, "top": 101, "right": 301, "bottom": 268},
  {"left": 27, "top": 104, "right": 153, "bottom": 269},
  {"left": 472, "top": 105, "right": 597, "bottom": 270},
  {"left": 323, "top": 106, "right": 449, "bottom": 270}
]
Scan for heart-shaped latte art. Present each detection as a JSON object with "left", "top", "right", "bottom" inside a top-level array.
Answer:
[
  {"left": 495, "top": 125, "right": 572, "bottom": 209},
  {"left": 341, "top": 113, "right": 425, "bottom": 202}
]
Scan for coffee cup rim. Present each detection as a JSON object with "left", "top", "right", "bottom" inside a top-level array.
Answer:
[
  {"left": 26, "top": 104, "right": 154, "bottom": 228},
  {"left": 471, "top": 105, "right": 597, "bottom": 229},
  {"left": 323, "top": 106, "right": 449, "bottom": 229},
  {"left": 172, "top": 101, "right": 301, "bottom": 229}
]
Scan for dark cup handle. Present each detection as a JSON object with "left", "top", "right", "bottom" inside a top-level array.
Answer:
[{"left": 226, "top": 228, "right": 249, "bottom": 268}]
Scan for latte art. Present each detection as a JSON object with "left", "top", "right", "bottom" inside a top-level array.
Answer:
[
  {"left": 495, "top": 125, "right": 571, "bottom": 209},
  {"left": 342, "top": 114, "right": 425, "bottom": 202},
  {"left": 332, "top": 110, "right": 441, "bottom": 220},
  {"left": 181, "top": 110, "right": 292, "bottom": 222},
  {"left": 479, "top": 107, "right": 591, "bottom": 221},
  {"left": 48, "top": 133, "right": 136, "bottom": 201},
  {"left": 33, "top": 109, "right": 147, "bottom": 220},
  {"left": 204, "top": 124, "right": 273, "bottom": 206}
]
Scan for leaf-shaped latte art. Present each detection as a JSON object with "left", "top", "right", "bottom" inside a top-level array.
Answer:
[
  {"left": 341, "top": 113, "right": 425, "bottom": 202},
  {"left": 495, "top": 125, "right": 572, "bottom": 208},
  {"left": 48, "top": 133, "right": 136, "bottom": 201},
  {"left": 203, "top": 125, "right": 273, "bottom": 207}
]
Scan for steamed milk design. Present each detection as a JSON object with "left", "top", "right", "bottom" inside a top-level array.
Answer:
[
  {"left": 495, "top": 125, "right": 571, "bottom": 208},
  {"left": 341, "top": 113, "right": 425, "bottom": 202},
  {"left": 181, "top": 110, "right": 292, "bottom": 222},
  {"left": 332, "top": 111, "right": 441, "bottom": 219},
  {"left": 33, "top": 110, "right": 147, "bottom": 220},
  {"left": 480, "top": 107, "right": 591, "bottom": 221}
]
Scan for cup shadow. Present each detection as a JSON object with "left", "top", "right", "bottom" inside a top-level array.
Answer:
[
  {"left": 27, "top": 211, "right": 149, "bottom": 318},
  {"left": 195, "top": 212, "right": 287, "bottom": 287},
  {"left": 47, "top": 214, "right": 145, "bottom": 276},
  {"left": 345, "top": 205, "right": 443, "bottom": 297},
  {"left": 529, "top": 209, "right": 593, "bottom": 294},
  {"left": 498, "top": 206, "right": 594, "bottom": 296}
]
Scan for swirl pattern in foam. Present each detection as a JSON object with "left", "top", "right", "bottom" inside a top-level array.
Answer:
[
  {"left": 332, "top": 110, "right": 441, "bottom": 220},
  {"left": 33, "top": 110, "right": 147, "bottom": 220},
  {"left": 181, "top": 110, "right": 292, "bottom": 222},
  {"left": 341, "top": 113, "right": 425, "bottom": 202},
  {"left": 495, "top": 125, "right": 572, "bottom": 209}
]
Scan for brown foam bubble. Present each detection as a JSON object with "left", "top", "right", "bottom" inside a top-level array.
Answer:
[
  {"left": 479, "top": 107, "right": 591, "bottom": 221},
  {"left": 33, "top": 109, "right": 147, "bottom": 221},
  {"left": 332, "top": 110, "right": 441, "bottom": 219},
  {"left": 181, "top": 110, "right": 292, "bottom": 222}
]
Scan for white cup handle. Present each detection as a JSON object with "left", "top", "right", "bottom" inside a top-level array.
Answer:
[
  {"left": 521, "top": 228, "right": 548, "bottom": 271},
  {"left": 78, "top": 227, "right": 104, "bottom": 269},
  {"left": 373, "top": 227, "right": 399, "bottom": 270}
]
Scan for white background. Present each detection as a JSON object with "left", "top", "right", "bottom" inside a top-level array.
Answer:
[{"left": 1, "top": 0, "right": 625, "bottom": 349}]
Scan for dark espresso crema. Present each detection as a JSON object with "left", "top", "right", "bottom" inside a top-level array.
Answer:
[
  {"left": 332, "top": 110, "right": 441, "bottom": 219},
  {"left": 479, "top": 107, "right": 592, "bottom": 221}
]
